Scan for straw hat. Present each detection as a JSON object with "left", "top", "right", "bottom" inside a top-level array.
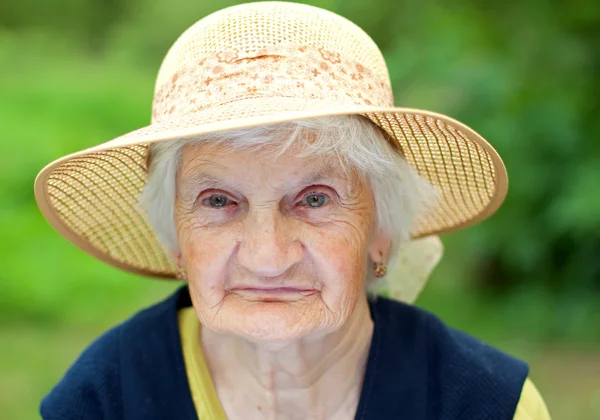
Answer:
[{"left": 34, "top": 2, "right": 505, "bottom": 302}]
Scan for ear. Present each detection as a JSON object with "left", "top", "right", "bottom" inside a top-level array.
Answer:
[{"left": 368, "top": 230, "right": 391, "bottom": 263}]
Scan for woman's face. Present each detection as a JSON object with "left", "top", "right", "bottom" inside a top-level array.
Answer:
[{"left": 174, "top": 140, "right": 385, "bottom": 342}]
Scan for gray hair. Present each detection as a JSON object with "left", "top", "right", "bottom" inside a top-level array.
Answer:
[{"left": 139, "top": 115, "right": 438, "bottom": 287}]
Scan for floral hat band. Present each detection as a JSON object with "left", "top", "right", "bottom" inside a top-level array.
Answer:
[{"left": 151, "top": 45, "right": 394, "bottom": 124}]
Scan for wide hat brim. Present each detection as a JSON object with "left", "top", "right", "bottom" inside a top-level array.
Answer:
[{"left": 35, "top": 96, "right": 504, "bottom": 302}]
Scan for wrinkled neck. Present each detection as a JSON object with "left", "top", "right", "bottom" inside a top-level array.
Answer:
[{"left": 200, "top": 295, "right": 374, "bottom": 419}]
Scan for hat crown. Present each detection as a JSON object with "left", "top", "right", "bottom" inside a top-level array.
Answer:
[
  {"left": 151, "top": 2, "right": 394, "bottom": 123},
  {"left": 156, "top": 2, "right": 390, "bottom": 88}
]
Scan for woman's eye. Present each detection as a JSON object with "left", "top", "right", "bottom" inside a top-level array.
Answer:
[
  {"left": 203, "top": 194, "right": 230, "bottom": 208},
  {"left": 303, "top": 193, "right": 329, "bottom": 208}
]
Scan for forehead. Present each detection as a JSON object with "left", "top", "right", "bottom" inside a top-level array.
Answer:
[{"left": 178, "top": 140, "right": 359, "bottom": 187}]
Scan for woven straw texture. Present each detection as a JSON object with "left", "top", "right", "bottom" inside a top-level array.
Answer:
[{"left": 35, "top": 2, "right": 507, "bottom": 288}]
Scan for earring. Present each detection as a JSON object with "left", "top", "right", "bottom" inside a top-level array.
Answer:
[
  {"left": 175, "top": 266, "right": 188, "bottom": 281},
  {"left": 373, "top": 261, "right": 387, "bottom": 278}
]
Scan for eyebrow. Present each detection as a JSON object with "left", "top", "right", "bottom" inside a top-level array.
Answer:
[
  {"left": 293, "top": 165, "right": 345, "bottom": 188},
  {"left": 178, "top": 163, "right": 345, "bottom": 202},
  {"left": 178, "top": 171, "right": 239, "bottom": 203}
]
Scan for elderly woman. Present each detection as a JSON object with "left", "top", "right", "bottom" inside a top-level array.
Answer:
[{"left": 36, "top": 2, "right": 550, "bottom": 419}]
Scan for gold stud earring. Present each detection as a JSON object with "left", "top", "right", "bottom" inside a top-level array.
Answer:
[
  {"left": 373, "top": 262, "right": 387, "bottom": 278},
  {"left": 175, "top": 267, "right": 188, "bottom": 281}
]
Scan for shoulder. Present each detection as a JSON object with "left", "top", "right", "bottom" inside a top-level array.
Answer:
[
  {"left": 40, "top": 288, "right": 186, "bottom": 419},
  {"left": 40, "top": 319, "right": 124, "bottom": 419},
  {"left": 369, "top": 296, "right": 530, "bottom": 419},
  {"left": 371, "top": 296, "right": 528, "bottom": 374}
]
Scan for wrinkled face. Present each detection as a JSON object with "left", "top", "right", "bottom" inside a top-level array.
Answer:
[{"left": 174, "top": 140, "right": 382, "bottom": 342}]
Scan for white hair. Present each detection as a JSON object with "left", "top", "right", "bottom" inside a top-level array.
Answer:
[{"left": 139, "top": 115, "right": 438, "bottom": 288}]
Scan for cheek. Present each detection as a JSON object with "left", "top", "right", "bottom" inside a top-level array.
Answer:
[
  {"left": 179, "top": 222, "right": 239, "bottom": 293},
  {"left": 307, "top": 223, "right": 369, "bottom": 304}
]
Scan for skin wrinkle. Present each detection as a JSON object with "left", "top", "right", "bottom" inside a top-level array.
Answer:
[
  {"left": 207, "top": 298, "right": 372, "bottom": 397},
  {"left": 174, "top": 139, "right": 390, "bottom": 420},
  {"left": 179, "top": 142, "right": 352, "bottom": 212},
  {"left": 141, "top": 115, "right": 439, "bottom": 271}
]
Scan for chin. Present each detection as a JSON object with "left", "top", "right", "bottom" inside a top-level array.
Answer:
[{"left": 225, "top": 297, "right": 323, "bottom": 343}]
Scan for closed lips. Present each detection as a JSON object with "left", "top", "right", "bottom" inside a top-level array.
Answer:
[{"left": 232, "top": 287, "right": 317, "bottom": 294}]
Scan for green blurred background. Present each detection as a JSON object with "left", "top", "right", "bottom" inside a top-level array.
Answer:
[{"left": 1, "top": 0, "right": 598, "bottom": 418}]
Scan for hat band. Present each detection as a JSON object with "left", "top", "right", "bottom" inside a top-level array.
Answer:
[{"left": 151, "top": 45, "right": 395, "bottom": 124}]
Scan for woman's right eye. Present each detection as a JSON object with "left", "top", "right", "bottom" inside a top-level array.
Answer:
[{"left": 202, "top": 194, "right": 230, "bottom": 208}]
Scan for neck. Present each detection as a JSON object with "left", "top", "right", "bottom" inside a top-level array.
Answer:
[{"left": 200, "top": 295, "right": 374, "bottom": 420}]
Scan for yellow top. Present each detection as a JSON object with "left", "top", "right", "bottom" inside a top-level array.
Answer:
[
  {"left": 178, "top": 307, "right": 227, "bottom": 420},
  {"left": 178, "top": 307, "right": 551, "bottom": 420}
]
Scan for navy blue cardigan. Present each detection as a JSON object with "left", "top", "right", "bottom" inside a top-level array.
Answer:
[{"left": 41, "top": 287, "right": 528, "bottom": 419}]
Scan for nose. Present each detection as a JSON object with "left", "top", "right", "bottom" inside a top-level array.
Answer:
[{"left": 236, "top": 209, "right": 304, "bottom": 278}]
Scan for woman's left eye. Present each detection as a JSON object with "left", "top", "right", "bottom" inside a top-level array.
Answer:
[{"left": 301, "top": 193, "right": 329, "bottom": 208}]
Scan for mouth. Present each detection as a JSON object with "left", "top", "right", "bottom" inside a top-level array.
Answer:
[{"left": 230, "top": 287, "right": 318, "bottom": 301}]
